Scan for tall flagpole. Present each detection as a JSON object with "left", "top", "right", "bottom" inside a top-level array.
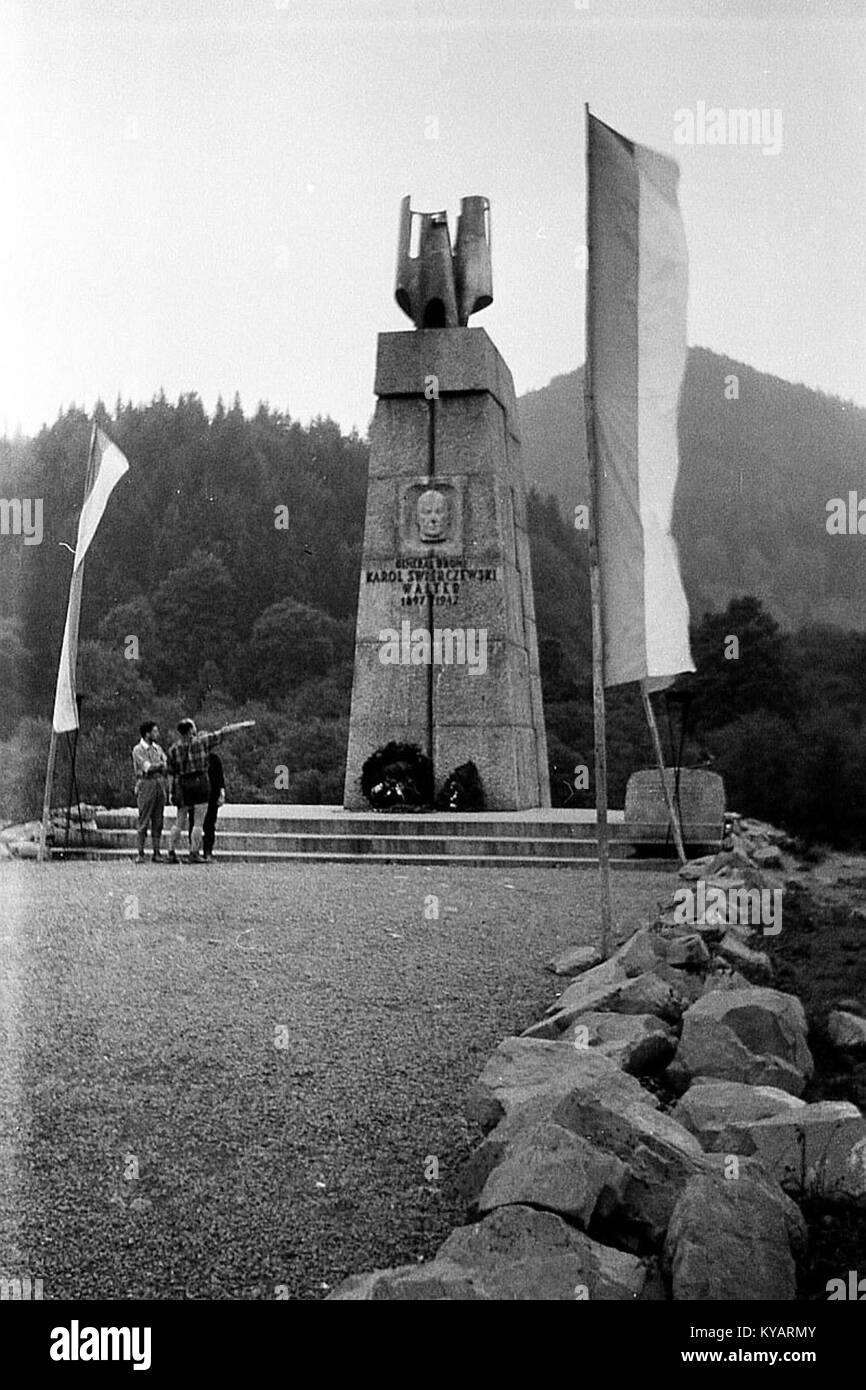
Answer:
[
  {"left": 583, "top": 103, "right": 614, "bottom": 959},
  {"left": 640, "top": 679, "right": 688, "bottom": 866},
  {"left": 38, "top": 422, "right": 98, "bottom": 863}
]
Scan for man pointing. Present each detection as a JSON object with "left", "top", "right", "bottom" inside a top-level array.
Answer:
[{"left": 166, "top": 718, "right": 254, "bottom": 864}]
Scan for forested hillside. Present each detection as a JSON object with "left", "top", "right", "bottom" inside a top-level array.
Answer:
[
  {"left": 518, "top": 348, "right": 866, "bottom": 631},
  {"left": 1, "top": 385, "right": 864, "bottom": 844}
]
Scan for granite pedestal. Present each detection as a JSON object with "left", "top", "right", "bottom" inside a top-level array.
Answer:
[{"left": 343, "top": 327, "right": 550, "bottom": 810}]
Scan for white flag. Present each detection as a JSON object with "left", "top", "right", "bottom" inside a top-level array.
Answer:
[
  {"left": 587, "top": 113, "right": 695, "bottom": 691},
  {"left": 52, "top": 427, "right": 130, "bottom": 731},
  {"left": 73, "top": 429, "right": 130, "bottom": 570}
]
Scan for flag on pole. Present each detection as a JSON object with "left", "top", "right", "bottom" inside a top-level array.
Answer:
[
  {"left": 71, "top": 428, "right": 129, "bottom": 573},
  {"left": 52, "top": 427, "right": 129, "bottom": 732},
  {"left": 587, "top": 113, "right": 695, "bottom": 692}
]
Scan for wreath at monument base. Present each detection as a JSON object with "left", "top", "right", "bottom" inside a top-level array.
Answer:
[
  {"left": 435, "top": 761, "right": 485, "bottom": 812},
  {"left": 360, "top": 745, "right": 486, "bottom": 813},
  {"left": 360, "top": 743, "right": 434, "bottom": 811}
]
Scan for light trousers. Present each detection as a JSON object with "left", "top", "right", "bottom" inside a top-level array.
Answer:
[
  {"left": 171, "top": 803, "right": 203, "bottom": 855},
  {"left": 136, "top": 779, "right": 165, "bottom": 852}
]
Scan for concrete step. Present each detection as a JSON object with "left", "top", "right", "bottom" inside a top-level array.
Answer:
[
  {"left": 81, "top": 829, "right": 672, "bottom": 859},
  {"left": 91, "top": 828, "right": 597, "bottom": 851},
  {"left": 48, "top": 804, "right": 716, "bottom": 867},
  {"left": 50, "top": 847, "right": 679, "bottom": 870},
  {"left": 89, "top": 805, "right": 719, "bottom": 848}
]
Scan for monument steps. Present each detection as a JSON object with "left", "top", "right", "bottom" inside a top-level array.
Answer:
[
  {"left": 47, "top": 805, "right": 717, "bottom": 867},
  {"left": 51, "top": 848, "right": 674, "bottom": 869}
]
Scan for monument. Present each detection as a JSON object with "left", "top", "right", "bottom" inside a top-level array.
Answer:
[{"left": 343, "top": 196, "right": 551, "bottom": 810}]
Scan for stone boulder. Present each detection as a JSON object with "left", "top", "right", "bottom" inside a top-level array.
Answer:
[
  {"left": 436, "top": 1204, "right": 663, "bottom": 1300},
  {"left": 545, "top": 944, "right": 603, "bottom": 978},
  {"left": 715, "top": 933, "right": 773, "bottom": 983},
  {"left": 540, "top": 970, "right": 686, "bottom": 1035},
  {"left": 660, "top": 934, "right": 711, "bottom": 971},
  {"left": 673, "top": 1080, "right": 805, "bottom": 1151},
  {"left": 559, "top": 954, "right": 628, "bottom": 992},
  {"left": 326, "top": 1259, "right": 493, "bottom": 1299},
  {"left": 521, "top": 1015, "right": 572, "bottom": 1041},
  {"left": 701, "top": 969, "right": 752, "bottom": 996},
  {"left": 752, "top": 844, "right": 784, "bottom": 869},
  {"left": 736, "top": 1101, "right": 866, "bottom": 1202},
  {"left": 648, "top": 961, "right": 707, "bottom": 1005},
  {"left": 739, "top": 817, "right": 789, "bottom": 846},
  {"left": 465, "top": 1037, "right": 653, "bottom": 1134},
  {"left": 672, "top": 1085, "right": 866, "bottom": 1202},
  {"left": 703, "top": 849, "right": 770, "bottom": 888},
  {"left": 559, "top": 1012, "right": 677, "bottom": 1075},
  {"left": 663, "top": 1161, "right": 806, "bottom": 1300},
  {"left": 828, "top": 1010, "right": 866, "bottom": 1053},
  {"left": 551, "top": 1093, "right": 706, "bottom": 1246},
  {"left": 673, "top": 988, "right": 813, "bottom": 1096},
  {"left": 475, "top": 1120, "right": 629, "bottom": 1227},
  {"left": 612, "top": 927, "right": 663, "bottom": 978},
  {"left": 678, "top": 855, "right": 716, "bottom": 882},
  {"left": 708, "top": 847, "right": 756, "bottom": 873},
  {"left": 544, "top": 927, "right": 664, "bottom": 993},
  {"left": 0, "top": 820, "right": 42, "bottom": 845},
  {"left": 691, "top": 914, "right": 729, "bottom": 942}
]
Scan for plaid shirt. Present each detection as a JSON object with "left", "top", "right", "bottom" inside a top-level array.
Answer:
[{"left": 166, "top": 730, "right": 224, "bottom": 781}]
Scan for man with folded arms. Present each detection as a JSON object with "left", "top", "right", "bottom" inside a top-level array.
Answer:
[{"left": 132, "top": 721, "right": 168, "bottom": 862}]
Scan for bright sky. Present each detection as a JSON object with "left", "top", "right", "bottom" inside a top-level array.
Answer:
[{"left": 1, "top": 0, "right": 863, "bottom": 438}]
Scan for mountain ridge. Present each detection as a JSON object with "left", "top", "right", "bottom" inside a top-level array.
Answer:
[{"left": 517, "top": 346, "right": 866, "bottom": 630}]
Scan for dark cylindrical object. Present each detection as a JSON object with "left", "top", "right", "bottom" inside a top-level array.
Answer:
[
  {"left": 417, "top": 214, "right": 459, "bottom": 328},
  {"left": 454, "top": 196, "right": 492, "bottom": 325}
]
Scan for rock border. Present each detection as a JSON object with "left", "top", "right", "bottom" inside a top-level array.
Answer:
[{"left": 329, "top": 814, "right": 866, "bottom": 1300}]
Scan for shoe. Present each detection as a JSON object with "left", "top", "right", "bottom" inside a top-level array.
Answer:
[
  {"left": 202, "top": 854, "right": 212, "bottom": 864},
  {"left": 152, "top": 852, "right": 163, "bottom": 862},
  {"left": 188, "top": 852, "right": 201, "bottom": 864},
  {"left": 135, "top": 852, "right": 146, "bottom": 863},
  {"left": 167, "top": 852, "right": 179, "bottom": 864}
]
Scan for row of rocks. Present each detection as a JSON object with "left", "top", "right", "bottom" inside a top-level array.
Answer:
[
  {"left": 330, "top": 1035, "right": 808, "bottom": 1300},
  {"left": 0, "top": 807, "right": 109, "bottom": 858},
  {"left": 0, "top": 818, "right": 44, "bottom": 859},
  {"left": 328, "top": 819, "right": 865, "bottom": 1300}
]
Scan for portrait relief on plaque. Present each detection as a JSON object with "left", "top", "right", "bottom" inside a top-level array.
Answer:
[{"left": 399, "top": 478, "right": 463, "bottom": 550}]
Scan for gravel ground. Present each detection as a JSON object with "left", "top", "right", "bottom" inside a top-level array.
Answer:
[{"left": 0, "top": 860, "right": 674, "bottom": 1300}]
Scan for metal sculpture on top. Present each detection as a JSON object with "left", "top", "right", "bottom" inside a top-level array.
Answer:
[{"left": 394, "top": 195, "right": 492, "bottom": 329}]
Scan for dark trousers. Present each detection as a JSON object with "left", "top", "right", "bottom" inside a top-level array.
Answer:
[{"left": 189, "top": 798, "right": 220, "bottom": 856}]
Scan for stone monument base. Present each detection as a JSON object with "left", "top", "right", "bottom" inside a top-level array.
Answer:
[
  {"left": 624, "top": 769, "right": 725, "bottom": 847},
  {"left": 343, "top": 328, "right": 550, "bottom": 811}
]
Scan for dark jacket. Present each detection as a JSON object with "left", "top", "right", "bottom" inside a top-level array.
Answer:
[{"left": 207, "top": 752, "right": 225, "bottom": 803}]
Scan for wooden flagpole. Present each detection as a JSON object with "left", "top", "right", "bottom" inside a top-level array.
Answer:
[
  {"left": 583, "top": 103, "right": 614, "bottom": 959},
  {"left": 640, "top": 678, "right": 688, "bottom": 866},
  {"left": 38, "top": 422, "right": 98, "bottom": 863}
]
